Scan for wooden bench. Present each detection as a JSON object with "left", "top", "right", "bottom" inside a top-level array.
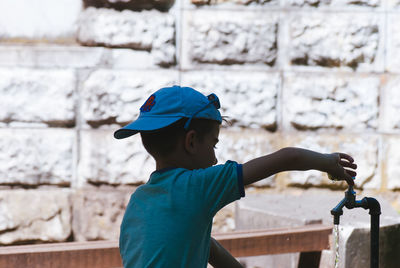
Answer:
[{"left": 0, "top": 224, "right": 331, "bottom": 268}]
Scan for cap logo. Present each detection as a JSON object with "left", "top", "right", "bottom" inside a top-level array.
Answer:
[{"left": 140, "top": 95, "right": 156, "bottom": 112}]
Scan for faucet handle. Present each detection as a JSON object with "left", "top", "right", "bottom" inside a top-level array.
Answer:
[{"left": 347, "top": 185, "right": 355, "bottom": 195}]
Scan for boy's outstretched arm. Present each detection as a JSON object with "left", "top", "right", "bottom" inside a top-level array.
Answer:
[
  {"left": 209, "top": 237, "right": 243, "bottom": 268},
  {"left": 242, "top": 147, "right": 357, "bottom": 186}
]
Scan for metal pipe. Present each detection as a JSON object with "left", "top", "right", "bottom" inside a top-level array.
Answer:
[
  {"left": 331, "top": 188, "right": 381, "bottom": 268},
  {"left": 364, "top": 197, "right": 381, "bottom": 268}
]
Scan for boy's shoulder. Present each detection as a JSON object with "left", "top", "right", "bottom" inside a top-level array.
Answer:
[{"left": 142, "top": 161, "right": 238, "bottom": 185}]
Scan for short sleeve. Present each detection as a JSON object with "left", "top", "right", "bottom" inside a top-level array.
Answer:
[{"left": 190, "top": 160, "right": 245, "bottom": 217}]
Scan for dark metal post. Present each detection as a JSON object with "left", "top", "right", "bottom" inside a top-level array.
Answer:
[
  {"left": 370, "top": 214, "right": 380, "bottom": 268},
  {"left": 364, "top": 197, "right": 381, "bottom": 268}
]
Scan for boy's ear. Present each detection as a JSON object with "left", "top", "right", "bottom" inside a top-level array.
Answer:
[{"left": 184, "top": 130, "right": 198, "bottom": 154}]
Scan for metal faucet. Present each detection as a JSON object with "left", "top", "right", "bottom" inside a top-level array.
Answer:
[
  {"left": 330, "top": 184, "right": 381, "bottom": 268},
  {"left": 330, "top": 185, "right": 369, "bottom": 225}
]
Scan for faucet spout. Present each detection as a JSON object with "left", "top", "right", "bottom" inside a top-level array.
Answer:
[
  {"left": 331, "top": 197, "right": 345, "bottom": 224},
  {"left": 330, "top": 185, "right": 362, "bottom": 225}
]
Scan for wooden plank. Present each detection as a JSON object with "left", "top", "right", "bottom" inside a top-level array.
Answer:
[
  {"left": 212, "top": 224, "right": 332, "bottom": 257},
  {"left": 0, "top": 241, "right": 122, "bottom": 268},
  {"left": 0, "top": 224, "right": 332, "bottom": 267}
]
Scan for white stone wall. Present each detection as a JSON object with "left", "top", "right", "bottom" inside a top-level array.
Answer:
[{"left": 0, "top": 0, "right": 399, "bottom": 245}]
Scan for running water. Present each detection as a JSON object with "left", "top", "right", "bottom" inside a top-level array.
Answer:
[{"left": 334, "top": 224, "right": 340, "bottom": 268}]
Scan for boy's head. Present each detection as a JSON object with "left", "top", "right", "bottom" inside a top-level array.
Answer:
[{"left": 114, "top": 85, "right": 222, "bottom": 169}]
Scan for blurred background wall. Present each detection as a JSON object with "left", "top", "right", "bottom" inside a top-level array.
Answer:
[{"left": 0, "top": 0, "right": 400, "bottom": 245}]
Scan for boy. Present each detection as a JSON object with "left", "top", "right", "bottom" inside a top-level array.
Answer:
[{"left": 114, "top": 85, "right": 357, "bottom": 268}]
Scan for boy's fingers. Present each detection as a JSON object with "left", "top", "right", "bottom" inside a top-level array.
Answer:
[
  {"left": 338, "top": 153, "right": 354, "bottom": 163},
  {"left": 339, "top": 160, "right": 357, "bottom": 169}
]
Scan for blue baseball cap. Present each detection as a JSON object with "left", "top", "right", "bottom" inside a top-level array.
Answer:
[{"left": 114, "top": 85, "right": 222, "bottom": 139}]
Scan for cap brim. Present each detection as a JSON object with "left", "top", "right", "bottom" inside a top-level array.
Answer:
[{"left": 114, "top": 116, "right": 183, "bottom": 139}]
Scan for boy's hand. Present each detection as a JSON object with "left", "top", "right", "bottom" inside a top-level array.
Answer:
[{"left": 325, "top": 153, "right": 357, "bottom": 186}]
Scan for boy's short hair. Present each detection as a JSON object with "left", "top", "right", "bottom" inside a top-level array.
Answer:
[{"left": 140, "top": 118, "right": 219, "bottom": 158}]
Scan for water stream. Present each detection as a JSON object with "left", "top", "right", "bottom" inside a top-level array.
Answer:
[{"left": 334, "top": 224, "right": 340, "bottom": 268}]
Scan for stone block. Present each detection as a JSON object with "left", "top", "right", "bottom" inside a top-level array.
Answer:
[
  {"left": 0, "top": 190, "right": 71, "bottom": 245},
  {"left": 107, "top": 48, "right": 157, "bottom": 69},
  {"left": 0, "top": 129, "right": 75, "bottom": 186},
  {"left": 387, "top": 0, "right": 400, "bottom": 8},
  {"left": 182, "top": 10, "right": 278, "bottom": 67},
  {"left": 283, "top": 73, "right": 380, "bottom": 132},
  {"left": 285, "top": 0, "right": 381, "bottom": 8},
  {"left": 80, "top": 69, "right": 179, "bottom": 128},
  {"left": 383, "top": 136, "right": 400, "bottom": 190},
  {"left": 181, "top": 71, "right": 279, "bottom": 130},
  {"left": 72, "top": 188, "right": 132, "bottom": 241},
  {"left": 216, "top": 130, "right": 280, "bottom": 187},
  {"left": 288, "top": 12, "right": 384, "bottom": 71},
  {"left": 83, "top": 0, "right": 175, "bottom": 11},
  {"left": 190, "top": 0, "right": 279, "bottom": 7},
  {"left": 79, "top": 130, "right": 155, "bottom": 186},
  {"left": 236, "top": 190, "right": 400, "bottom": 268},
  {"left": 380, "top": 75, "right": 400, "bottom": 133},
  {"left": 0, "top": 68, "right": 76, "bottom": 127},
  {"left": 212, "top": 203, "right": 236, "bottom": 233},
  {"left": 386, "top": 14, "right": 400, "bottom": 72},
  {"left": 283, "top": 134, "right": 379, "bottom": 189},
  {"left": 389, "top": 192, "right": 400, "bottom": 213},
  {"left": 337, "top": 223, "right": 400, "bottom": 268},
  {"left": 236, "top": 190, "right": 325, "bottom": 230},
  {"left": 0, "top": 46, "right": 106, "bottom": 68},
  {"left": 77, "top": 7, "right": 176, "bottom": 67},
  {"left": 0, "top": 0, "right": 81, "bottom": 41}
]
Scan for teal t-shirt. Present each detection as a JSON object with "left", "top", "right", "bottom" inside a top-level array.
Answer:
[{"left": 119, "top": 160, "right": 245, "bottom": 268}]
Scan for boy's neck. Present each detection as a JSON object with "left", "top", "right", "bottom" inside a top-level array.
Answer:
[
  {"left": 155, "top": 151, "right": 194, "bottom": 171},
  {"left": 156, "top": 161, "right": 176, "bottom": 171},
  {"left": 155, "top": 159, "right": 187, "bottom": 171}
]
